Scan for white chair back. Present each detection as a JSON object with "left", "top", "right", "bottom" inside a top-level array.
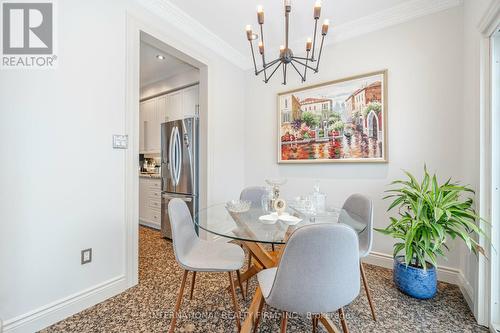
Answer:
[
  {"left": 341, "top": 193, "right": 373, "bottom": 256},
  {"left": 168, "top": 198, "right": 198, "bottom": 268},
  {"left": 240, "top": 186, "right": 267, "bottom": 207},
  {"left": 265, "top": 224, "right": 360, "bottom": 314}
]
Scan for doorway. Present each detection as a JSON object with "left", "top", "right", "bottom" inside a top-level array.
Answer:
[
  {"left": 138, "top": 35, "right": 200, "bottom": 239},
  {"left": 490, "top": 27, "right": 500, "bottom": 331},
  {"left": 125, "top": 16, "right": 210, "bottom": 288}
]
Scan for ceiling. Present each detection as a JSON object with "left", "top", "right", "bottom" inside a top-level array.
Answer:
[
  {"left": 168, "top": 0, "right": 408, "bottom": 59},
  {"left": 140, "top": 41, "right": 197, "bottom": 87}
]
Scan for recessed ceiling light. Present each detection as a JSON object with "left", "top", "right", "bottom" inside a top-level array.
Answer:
[{"left": 156, "top": 54, "right": 165, "bottom": 60}]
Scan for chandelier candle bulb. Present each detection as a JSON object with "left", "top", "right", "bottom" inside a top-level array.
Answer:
[
  {"left": 314, "top": 1, "right": 321, "bottom": 19},
  {"left": 280, "top": 45, "right": 285, "bottom": 57},
  {"left": 322, "top": 19, "right": 329, "bottom": 35},
  {"left": 306, "top": 38, "right": 312, "bottom": 51},
  {"left": 257, "top": 5, "right": 264, "bottom": 24},
  {"left": 259, "top": 41, "right": 264, "bottom": 54},
  {"left": 246, "top": 25, "right": 253, "bottom": 40}
]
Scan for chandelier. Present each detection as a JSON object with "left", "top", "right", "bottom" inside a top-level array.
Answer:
[{"left": 245, "top": 0, "right": 329, "bottom": 85}]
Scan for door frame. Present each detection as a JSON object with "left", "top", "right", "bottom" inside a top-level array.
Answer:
[
  {"left": 477, "top": 1, "right": 500, "bottom": 330},
  {"left": 124, "top": 12, "right": 210, "bottom": 287}
]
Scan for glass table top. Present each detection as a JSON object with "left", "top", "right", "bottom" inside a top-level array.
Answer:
[{"left": 194, "top": 203, "right": 367, "bottom": 244}]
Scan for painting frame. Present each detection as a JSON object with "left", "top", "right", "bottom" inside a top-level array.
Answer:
[{"left": 277, "top": 69, "right": 388, "bottom": 164}]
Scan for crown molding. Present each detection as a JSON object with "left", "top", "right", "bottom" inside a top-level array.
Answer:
[
  {"left": 330, "top": 0, "right": 463, "bottom": 44},
  {"left": 138, "top": 0, "right": 250, "bottom": 69},
  {"left": 478, "top": 0, "right": 500, "bottom": 37},
  {"left": 139, "top": 0, "right": 463, "bottom": 71}
]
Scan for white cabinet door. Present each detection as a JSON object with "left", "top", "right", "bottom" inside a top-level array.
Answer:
[
  {"left": 157, "top": 95, "right": 168, "bottom": 124},
  {"left": 182, "top": 85, "right": 199, "bottom": 118},
  {"left": 149, "top": 102, "right": 161, "bottom": 153},
  {"left": 140, "top": 99, "right": 157, "bottom": 153},
  {"left": 139, "top": 177, "right": 150, "bottom": 222},
  {"left": 166, "top": 91, "right": 183, "bottom": 121}
]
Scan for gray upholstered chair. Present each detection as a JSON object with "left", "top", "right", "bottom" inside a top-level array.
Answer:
[
  {"left": 167, "top": 198, "right": 245, "bottom": 333},
  {"left": 341, "top": 193, "right": 376, "bottom": 321},
  {"left": 255, "top": 224, "right": 360, "bottom": 333},
  {"left": 240, "top": 186, "right": 268, "bottom": 207},
  {"left": 239, "top": 186, "right": 275, "bottom": 295}
]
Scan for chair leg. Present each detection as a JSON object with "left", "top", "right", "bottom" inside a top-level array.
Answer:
[
  {"left": 189, "top": 271, "right": 196, "bottom": 300},
  {"left": 252, "top": 297, "right": 265, "bottom": 333},
  {"left": 312, "top": 315, "right": 318, "bottom": 333},
  {"left": 338, "top": 308, "right": 349, "bottom": 333},
  {"left": 236, "top": 270, "right": 246, "bottom": 300},
  {"left": 280, "top": 312, "right": 288, "bottom": 333},
  {"left": 271, "top": 243, "right": 275, "bottom": 251},
  {"left": 169, "top": 270, "right": 189, "bottom": 333},
  {"left": 360, "top": 262, "right": 377, "bottom": 321},
  {"left": 228, "top": 271, "right": 242, "bottom": 331}
]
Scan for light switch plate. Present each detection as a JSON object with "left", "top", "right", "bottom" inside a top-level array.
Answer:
[
  {"left": 112, "top": 134, "right": 128, "bottom": 149},
  {"left": 81, "top": 248, "right": 92, "bottom": 265}
]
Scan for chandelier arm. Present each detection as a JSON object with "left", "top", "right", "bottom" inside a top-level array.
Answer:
[
  {"left": 302, "top": 50, "right": 310, "bottom": 82},
  {"left": 290, "top": 60, "right": 305, "bottom": 82},
  {"left": 259, "top": 24, "right": 267, "bottom": 81},
  {"left": 291, "top": 58, "right": 317, "bottom": 73},
  {"left": 282, "top": 63, "right": 287, "bottom": 85},
  {"left": 292, "top": 56, "right": 313, "bottom": 61},
  {"left": 261, "top": 54, "right": 268, "bottom": 81},
  {"left": 265, "top": 60, "right": 283, "bottom": 83},
  {"left": 249, "top": 41, "right": 258, "bottom": 75},
  {"left": 256, "top": 58, "right": 281, "bottom": 76},
  {"left": 311, "top": 18, "right": 318, "bottom": 61},
  {"left": 314, "top": 35, "right": 325, "bottom": 72}
]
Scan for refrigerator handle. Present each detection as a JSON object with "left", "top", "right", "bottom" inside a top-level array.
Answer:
[
  {"left": 162, "top": 193, "right": 192, "bottom": 202},
  {"left": 174, "top": 126, "right": 182, "bottom": 185},
  {"left": 168, "top": 127, "right": 176, "bottom": 184}
]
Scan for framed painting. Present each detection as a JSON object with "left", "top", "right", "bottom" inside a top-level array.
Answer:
[{"left": 278, "top": 70, "right": 387, "bottom": 163}]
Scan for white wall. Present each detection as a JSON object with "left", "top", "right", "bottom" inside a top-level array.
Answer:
[
  {"left": 244, "top": 8, "right": 466, "bottom": 270},
  {"left": 0, "top": 0, "right": 245, "bottom": 331},
  {"left": 140, "top": 68, "right": 199, "bottom": 99}
]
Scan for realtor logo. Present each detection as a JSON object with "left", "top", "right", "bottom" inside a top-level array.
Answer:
[{"left": 1, "top": 1, "right": 57, "bottom": 68}]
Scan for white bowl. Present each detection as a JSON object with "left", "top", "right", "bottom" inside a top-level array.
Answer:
[{"left": 225, "top": 200, "right": 251, "bottom": 213}]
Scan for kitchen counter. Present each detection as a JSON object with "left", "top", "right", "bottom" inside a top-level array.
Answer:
[{"left": 139, "top": 173, "right": 161, "bottom": 179}]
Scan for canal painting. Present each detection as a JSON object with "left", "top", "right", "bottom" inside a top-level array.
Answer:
[{"left": 278, "top": 70, "right": 387, "bottom": 163}]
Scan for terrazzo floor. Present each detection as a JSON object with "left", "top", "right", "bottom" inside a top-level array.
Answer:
[{"left": 42, "top": 226, "right": 488, "bottom": 333}]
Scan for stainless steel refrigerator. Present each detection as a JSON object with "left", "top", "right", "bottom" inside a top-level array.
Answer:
[{"left": 160, "top": 117, "right": 198, "bottom": 239}]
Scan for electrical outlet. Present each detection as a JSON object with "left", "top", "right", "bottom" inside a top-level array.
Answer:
[{"left": 81, "top": 248, "right": 92, "bottom": 265}]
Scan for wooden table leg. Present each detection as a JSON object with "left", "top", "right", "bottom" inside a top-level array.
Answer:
[
  {"left": 318, "top": 314, "right": 342, "bottom": 333},
  {"left": 241, "top": 286, "right": 264, "bottom": 333},
  {"left": 229, "top": 241, "right": 278, "bottom": 293}
]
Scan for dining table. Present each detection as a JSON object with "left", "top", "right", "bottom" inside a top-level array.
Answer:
[{"left": 194, "top": 202, "right": 367, "bottom": 333}]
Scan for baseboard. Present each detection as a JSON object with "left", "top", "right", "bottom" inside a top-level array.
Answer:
[
  {"left": 3, "top": 275, "right": 127, "bottom": 333},
  {"left": 363, "top": 251, "right": 461, "bottom": 284},
  {"left": 458, "top": 270, "right": 474, "bottom": 312},
  {"left": 139, "top": 219, "right": 160, "bottom": 230}
]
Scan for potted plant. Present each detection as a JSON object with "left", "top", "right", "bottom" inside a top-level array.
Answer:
[{"left": 376, "top": 166, "right": 487, "bottom": 299}]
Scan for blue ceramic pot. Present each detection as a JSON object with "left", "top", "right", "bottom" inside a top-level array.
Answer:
[{"left": 393, "top": 256, "right": 437, "bottom": 299}]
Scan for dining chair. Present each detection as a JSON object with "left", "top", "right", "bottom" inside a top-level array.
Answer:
[
  {"left": 255, "top": 223, "right": 360, "bottom": 333},
  {"left": 240, "top": 186, "right": 268, "bottom": 207},
  {"left": 239, "top": 186, "right": 274, "bottom": 295},
  {"left": 167, "top": 198, "right": 245, "bottom": 333},
  {"left": 341, "top": 193, "right": 376, "bottom": 321}
]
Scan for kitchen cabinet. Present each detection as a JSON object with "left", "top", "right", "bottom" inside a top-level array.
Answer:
[
  {"left": 139, "top": 85, "right": 199, "bottom": 154},
  {"left": 139, "top": 177, "right": 161, "bottom": 229},
  {"left": 182, "top": 85, "right": 199, "bottom": 118}
]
